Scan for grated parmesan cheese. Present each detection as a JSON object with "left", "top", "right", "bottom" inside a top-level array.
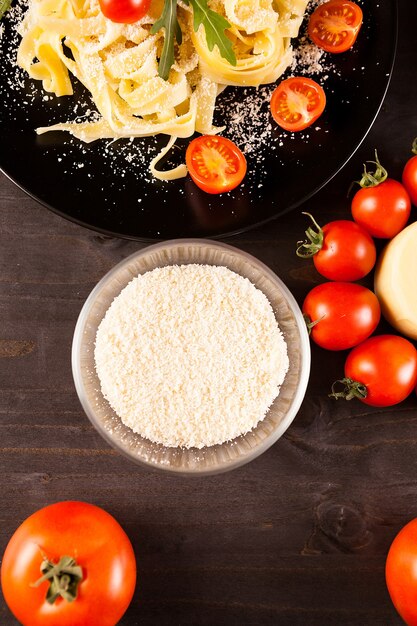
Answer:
[{"left": 94, "top": 264, "right": 289, "bottom": 449}]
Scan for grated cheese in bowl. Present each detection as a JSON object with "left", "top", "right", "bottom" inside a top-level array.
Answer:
[
  {"left": 72, "top": 240, "right": 310, "bottom": 474},
  {"left": 94, "top": 264, "right": 289, "bottom": 449}
]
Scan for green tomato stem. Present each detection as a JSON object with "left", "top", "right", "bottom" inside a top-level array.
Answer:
[
  {"left": 303, "top": 313, "right": 324, "bottom": 336},
  {"left": 296, "top": 212, "right": 324, "bottom": 258},
  {"left": 31, "top": 555, "right": 83, "bottom": 604},
  {"left": 356, "top": 150, "right": 388, "bottom": 189},
  {"left": 329, "top": 377, "right": 368, "bottom": 401}
]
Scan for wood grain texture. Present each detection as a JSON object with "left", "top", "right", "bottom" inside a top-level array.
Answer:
[{"left": 0, "top": 1, "right": 416, "bottom": 624}]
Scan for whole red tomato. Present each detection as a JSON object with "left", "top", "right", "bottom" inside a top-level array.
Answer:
[
  {"left": 402, "top": 138, "right": 417, "bottom": 206},
  {"left": 1, "top": 501, "right": 136, "bottom": 626},
  {"left": 331, "top": 335, "right": 417, "bottom": 407},
  {"left": 351, "top": 152, "right": 411, "bottom": 238},
  {"left": 99, "top": 0, "right": 151, "bottom": 23},
  {"left": 386, "top": 518, "right": 417, "bottom": 625},
  {"left": 302, "top": 282, "right": 380, "bottom": 351},
  {"left": 297, "top": 213, "right": 376, "bottom": 281}
]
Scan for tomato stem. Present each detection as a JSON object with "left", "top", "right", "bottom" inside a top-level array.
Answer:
[
  {"left": 355, "top": 150, "right": 388, "bottom": 188},
  {"left": 31, "top": 555, "right": 83, "bottom": 604},
  {"left": 329, "top": 377, "right": 368, "bottom": 401},
  {"left": 303, "top": 313, "right": 324, "bottom": 335},
  {"left": 412, "top": 137, "right": 417, "bottom": 156},
  {"left": 296, "top": 212, "right": 324, "bottom": 258}
]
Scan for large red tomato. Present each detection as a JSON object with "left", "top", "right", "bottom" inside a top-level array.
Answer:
[
  {"left": 331, "top": 335, "right": 417, "bottom": 407},
  {"left": 386, "top": 518, "right": 417, "bottom": 625},
  {"left": 1, "top": 501, "right": 136, "bottom": 626},
  {"left": 302, "top": 282, "right": 380, "bottom": 351}
]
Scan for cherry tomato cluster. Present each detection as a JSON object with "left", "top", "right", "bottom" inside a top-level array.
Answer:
[
  {"left": 270, "top": 0, "right": 363, "bottom": 133},
  {"left": 299, "top": 142, "right": 417, "bottom": 408}
]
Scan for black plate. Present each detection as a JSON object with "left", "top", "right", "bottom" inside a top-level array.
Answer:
[{"left": 0, "top": 0, "right": 397, "bottom": 241}]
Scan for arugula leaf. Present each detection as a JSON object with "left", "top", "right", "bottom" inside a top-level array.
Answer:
[
  {"left": 188, "top": 0, "right": 236, "bottom": 67},
  {"left": 0, "top": 0, "right": 12, "bottom": 20},
  {"left": 151, "top": 0, "right": 182, "bottom": 81}
]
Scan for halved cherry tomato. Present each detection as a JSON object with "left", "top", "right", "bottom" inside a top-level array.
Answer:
[
  {"left": 1, "top": 501, "right": 136, "bottom": 626},
  {"left": 185, "top": 135, "right": 247, "bottom": 194},
  {"left": 302, "top": 282, "right": 380, "bottom": 351},
  {"left": 99, "top": 0, "right": 151, "bottom": 23},
  {"left": 308, "top": 0, "right": 363, "bottom": 54},
  {"left": 296, "top": 213, "right": 376, "bottom": 281},
  {"left": 331, "top": 335, "right": 417, "bottom": 407},
  {"left": 402, "top": 138, "right": 417, "bottom": 206},
  {"left": 270, "top": 77, "right": 326, "bottom": 132}
]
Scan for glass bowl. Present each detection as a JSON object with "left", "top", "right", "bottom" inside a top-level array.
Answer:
[{"left": 72, "top": 239, "right": 310, "bottom": 475}]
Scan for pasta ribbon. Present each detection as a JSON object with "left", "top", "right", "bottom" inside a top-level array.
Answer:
[{"left": 17, "top": 0, "right": 309, "bottom": 179}]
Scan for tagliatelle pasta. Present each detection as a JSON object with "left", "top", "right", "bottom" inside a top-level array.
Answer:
[{"left": 17, "top": 0, "right": 309, "bottom": 179}]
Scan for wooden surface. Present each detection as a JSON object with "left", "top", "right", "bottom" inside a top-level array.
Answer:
[{"left": 1, "top": 1, "right": 416, "bottom": 624}]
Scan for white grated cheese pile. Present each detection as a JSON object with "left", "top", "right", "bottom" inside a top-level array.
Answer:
[{"left": 94, "top": 264, "right": 289, "bottom": 448}]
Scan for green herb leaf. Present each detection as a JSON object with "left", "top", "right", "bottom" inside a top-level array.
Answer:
[
  {"left": 0, "top": 0, "right": 12, "bottom": 20},
  {"left": 188, "top": 0, "right": 236, "bottom": 66},
  {"left": 151, "top": 0, "right": 182, "bottom": 80}
]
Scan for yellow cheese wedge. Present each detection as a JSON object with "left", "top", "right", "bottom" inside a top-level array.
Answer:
[{"left": 374, "top": 221, "right": 417, "bottom": 340}]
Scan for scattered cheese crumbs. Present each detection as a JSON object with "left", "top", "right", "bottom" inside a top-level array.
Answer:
[{"left": 94, "top": 264, "right": 289, "bottom": 449}]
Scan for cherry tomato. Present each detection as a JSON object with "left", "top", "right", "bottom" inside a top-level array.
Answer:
[
  {"left": 270, "top": 77, "right": 326, "bottom": 132},
  {"left": 308, "top": 0, "right": 363, "bottom": 53},
  {"left": 302, "top": 282, "right": 380, "bottom": 351},
  {"left": 332, "top": 335, "right": 417, "bottom": 407},
  {"left": 99, "top": 0, "right": 151, "bottom": 23},
  {"left": 185, "top": 135, "right": 247, "bottom": 194},
  {"left": 351, "top": 152, "right": 411, "bottom": 238},
  {"left": 402, "top": 138, "right": 417, "bottom": 206},
  {"left": 297, "top": 213, "right": 376, "bottom": 281},
  {"left": 386, "top": 518, "right": 417, "bottom": 626},
  {"left": 1, "top": 501, "right": 136, "bottom": 626}
]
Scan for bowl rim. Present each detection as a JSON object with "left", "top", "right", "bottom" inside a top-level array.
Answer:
[{"left": 71, "top": 238, "right": 311, "bottom": 475}]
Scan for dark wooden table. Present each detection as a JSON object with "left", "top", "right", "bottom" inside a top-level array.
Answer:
[{"left": 1, "top": 1, "right": 416, "bottom": 624}]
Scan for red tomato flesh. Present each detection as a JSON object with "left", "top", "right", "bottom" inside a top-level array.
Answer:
[
  {"left": 270, "top": 77, "right": 326, "bottom": 132},
  {"left": 186, "top": 135, "right": 247, "bottom": 194},
  {"left": 308, "top": 0, "right": 363, "bottom": 53},
  {"left": 302, "top": 282, "right": 380, "bottom": 351}
]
